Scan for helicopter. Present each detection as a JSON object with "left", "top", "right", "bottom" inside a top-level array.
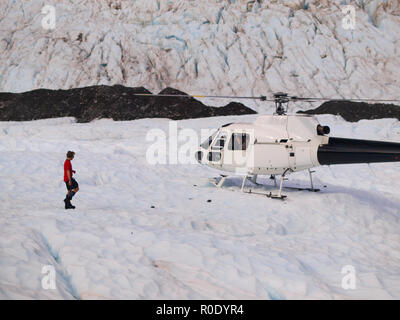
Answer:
[{"left": 135, "top": 92, "right": 400, "bottom": 199}]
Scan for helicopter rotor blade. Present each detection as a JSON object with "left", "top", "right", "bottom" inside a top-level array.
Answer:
[
  {"left": 132, "top": 93, "right": 400, "bottom": 104},
  {"left": 132, "top": 93, "right": 274, "bottom": 101},
  {"left": 288, "top": 96, "right": 400, "bottom": 103}
]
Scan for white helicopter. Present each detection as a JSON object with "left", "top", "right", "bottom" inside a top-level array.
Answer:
[{"left": 136, "top": 92, "right": 400, "bottom": 199}]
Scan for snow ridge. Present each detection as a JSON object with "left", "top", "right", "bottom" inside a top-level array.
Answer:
[{"left": 1, "top": 115, "right": 400, "bottom": 299}]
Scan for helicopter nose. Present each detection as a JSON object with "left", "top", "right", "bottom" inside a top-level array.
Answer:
[{"left": 195, "top": 150, "right": 203, "bottom": 163}]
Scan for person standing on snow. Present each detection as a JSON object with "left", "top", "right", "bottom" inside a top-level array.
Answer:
[{"left": 64, "top": 151, "right": 79, "bottom": 209}]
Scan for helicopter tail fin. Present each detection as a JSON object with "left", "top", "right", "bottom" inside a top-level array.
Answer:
[{"left": 317, "top": 137, "right": 400, "bottom": 165}]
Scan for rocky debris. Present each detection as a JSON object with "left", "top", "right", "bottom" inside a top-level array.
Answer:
[
  {"left": 0, "top": 85, "right": 256, "bottom": 122},
  {"left": 297, "top": 101, "right": 400, "bottom": 122},
  {"left": 145, "top": 87, "right": 256, "bottom": 120}
]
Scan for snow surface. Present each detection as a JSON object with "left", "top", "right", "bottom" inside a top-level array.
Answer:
[
  {"left": 1, "top": 0, "right": 400, "bottom": 112},
  {"left": 1, "top": 115, "right": 400, "bottom": 299}
]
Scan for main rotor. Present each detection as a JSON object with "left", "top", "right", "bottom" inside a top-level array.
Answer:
[
  {"left": 273, "top": 92, "right": 290, "bottom": 115},
  {"left": 131, "top": 91, "right": 400, "bottom": 115}
]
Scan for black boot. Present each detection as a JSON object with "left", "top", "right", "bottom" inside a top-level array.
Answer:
[{"left": 64, "top": 198, "right": 75, "bottom": 209}]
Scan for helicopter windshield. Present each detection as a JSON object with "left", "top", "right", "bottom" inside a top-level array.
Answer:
[{"left": 200, "top": 130, "right": 218, "bottom": 149}]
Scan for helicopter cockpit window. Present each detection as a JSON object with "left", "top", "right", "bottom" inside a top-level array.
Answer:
[
  {"left": 211, "top": 132, "right": 227, "bottom": 151},
  {"left": 208, "top": 152, "right": 221, "bottom": 162},
  {"left": 200, "top": 130, "right": 218, "bottom": 149},
  {"left": 228, "top": 133, "right": 250, "bottom": 151}
]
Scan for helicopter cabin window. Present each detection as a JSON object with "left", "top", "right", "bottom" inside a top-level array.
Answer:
[
  {"left": 228, "top": 133, "right": 250, "bottom": 151},
  {"left": 211, "top": 132, "right": 227, "bottom": 151}
]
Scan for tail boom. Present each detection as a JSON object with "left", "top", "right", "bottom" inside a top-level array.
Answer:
[{"left": 317, "top": 137, "right": 400, "bottom": 165}]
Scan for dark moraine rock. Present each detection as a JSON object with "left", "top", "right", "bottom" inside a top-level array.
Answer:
[
  {"left": 297, "top": 100, "right": 400, "bottom": 122},
  {"left": 0, "top": 85, "right": 256, "bottom": 122}
]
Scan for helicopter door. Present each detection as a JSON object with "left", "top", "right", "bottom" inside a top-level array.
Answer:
[
  {"left": 225, "top": 132, "right": 251, "bottom": 171},
  {"left": 208, "top": 131, "right": 227, "bottom": 165}
]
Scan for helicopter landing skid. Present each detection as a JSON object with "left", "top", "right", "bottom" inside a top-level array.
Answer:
[
  {"left": 211, "top": 175, "right": 289, "bottom": 199},
  {"left": 215, "top": 175, "right": 228, "bottom": 188},
  {"left": 243, "top": 188, "right": 287, "bottom": 200},
  {"left": 244, "top": 185, "right": 319, "bottom": 196},
  {"left": 210, "top": 169, "right": 320, "bottom": 200},
  {"left": 283, "top": 186, "right": 320, "bottom": 192},
  {"left": 267, "top": 193, "right": 287, "bottom": 200}
]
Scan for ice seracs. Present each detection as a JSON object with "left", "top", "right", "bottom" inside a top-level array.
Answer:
[{"left": 1, "top": 1, "right": 399, "bottom": 113}]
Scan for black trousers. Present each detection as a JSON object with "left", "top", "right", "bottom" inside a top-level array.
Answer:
[{"left": 65, "top": 178, "right": 79, "bottom": 191}]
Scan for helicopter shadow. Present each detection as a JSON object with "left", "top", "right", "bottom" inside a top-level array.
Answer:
[
  {"left": 210, "top": 175, "right": 400, "bottom": 213},
  {"left": 314, "top": 182, "right": 400, "bottom": 215}
]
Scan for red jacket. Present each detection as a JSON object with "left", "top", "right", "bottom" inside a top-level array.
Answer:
[{"left": 64, "top": 159, "right": 73, "bottom": 182}]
